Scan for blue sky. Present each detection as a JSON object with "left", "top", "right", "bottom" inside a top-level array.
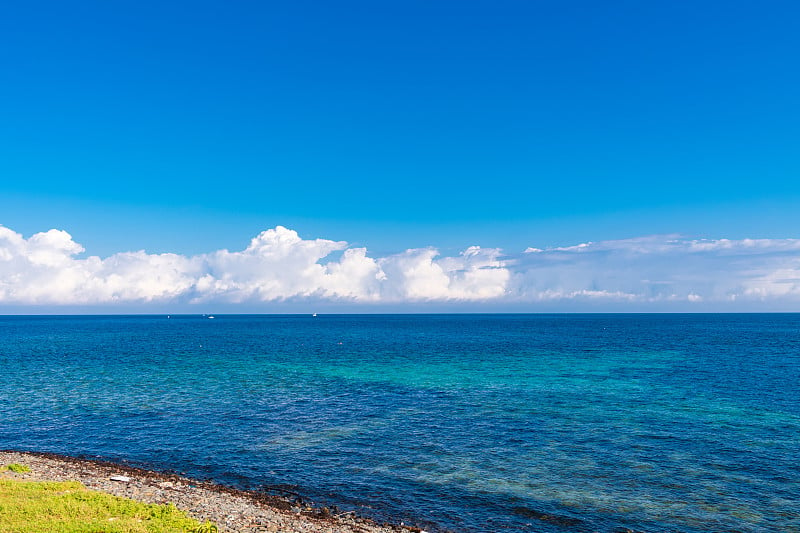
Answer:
[{"left": 1, "top": 1, "right": 799, "bottom": 311}]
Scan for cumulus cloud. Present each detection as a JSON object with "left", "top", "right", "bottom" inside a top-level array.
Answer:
[
  {"left": 195, "top": 227, "right": 376, "bottom": 302},
  {"left": 377, "top": 246, "right": 508, "bottom": 301},
  {"left": 1, "top": 224, "right": 800, "bottom": 309},
  {"left": 0, "top": 226, "right": 199, "bottom": 304},
  {"left": 0, "top": 225, "right": 509, "bottom": 306}
]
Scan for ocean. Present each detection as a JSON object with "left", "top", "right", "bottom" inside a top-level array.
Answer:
[{"left": 1, "top": 314, "right": 798, "bottom": 532}]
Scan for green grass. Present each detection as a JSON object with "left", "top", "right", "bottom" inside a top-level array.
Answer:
[
  {"left": 1, "top": 463, "right": 31, "bottom": 473},
  {"left": 0, "top": 479, "right": 218, "bottom": 532}
]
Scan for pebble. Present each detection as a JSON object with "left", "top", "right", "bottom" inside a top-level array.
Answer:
[{"left": 1, "top": 451, "right": 421, "bottom": 533}]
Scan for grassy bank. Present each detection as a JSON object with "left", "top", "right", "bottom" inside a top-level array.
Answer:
[
  {"left": 1, "top": 451, "right": 405, "bottom": 533},
  {"left": 0, "top": 477, "right": 217, "bottom": 532}
]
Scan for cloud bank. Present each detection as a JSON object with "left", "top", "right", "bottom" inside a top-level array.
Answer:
[{"left": 2, "top": 225, "right": 800, "bottom": 310}]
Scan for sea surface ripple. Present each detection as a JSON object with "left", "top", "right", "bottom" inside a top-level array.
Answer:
[{"left": 1, "top": 314, "right": 798, "bottom": 532}]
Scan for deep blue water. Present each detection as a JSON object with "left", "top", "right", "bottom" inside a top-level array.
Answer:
[{"left": 1, "top": 314, "right": 799, "bottom": 532}]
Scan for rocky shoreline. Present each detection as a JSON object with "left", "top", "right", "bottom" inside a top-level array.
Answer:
[{"left": 0, "top": 450, "right": 426, "bottom": 533}]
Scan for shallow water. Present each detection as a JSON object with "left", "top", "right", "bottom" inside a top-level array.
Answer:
[{"left": 1, "top": 314, "right": 798, "bottom": 532}]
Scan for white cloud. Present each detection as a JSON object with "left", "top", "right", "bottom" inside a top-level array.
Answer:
[
  {"left": 378, "top": 245, "right": 509, "bottom": 301},
  {"left": 2, "top": 224, "right": 800, "bottom": 309},
  {"left": 0, "top": 226, "right": 200, "bottom": 304},
  {"left": 510, "top": 235, "right": 800, "bottom": 306},
  {"left": 197, "top": 226, "right": 363, "bottom": 302}
]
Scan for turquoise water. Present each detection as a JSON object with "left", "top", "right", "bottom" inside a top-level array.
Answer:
[{"left": 1, "top": 314, "right": 798, "bottom": 532}]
